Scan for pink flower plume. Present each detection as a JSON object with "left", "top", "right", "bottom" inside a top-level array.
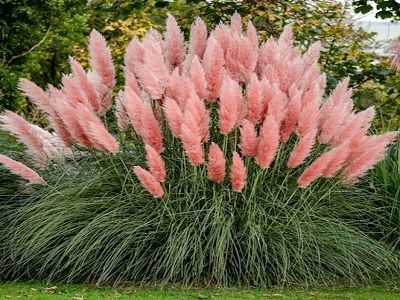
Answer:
[
  {"left": 124, "top": 37, "right": 145, "bottom": 74},
  {"left": 188, "top": 17, "right": 208, "bottom": 59},
  {"left": 287, "top": 129, "right": 317, "bottom": 168},
  {"left": 230, "top": 12, "right": 242, "bottom": 34},
  {"left": 266, "top": 83, "right": 287, "bottom": 124},
  {"left": 189, "top": 55, "right": 208, "bottom": 99},
  {"left": 0, "top": 155, "right": 45, "bottom": 184},
  {"left": 164, "top": 14, "right": 185, "bottom": 69},
  {"left": 297, "top": 84, "right": 321, "bottom": 137},
  {"left": 281, "top": 85, "right": 302, "bottom": 142},
  {"left": 124, "top": 70, "right": 140, "bottom": 95},
  {"left": 180, "top": 111, "right": 204, "bottom": 166},
  {"left": 219, "top": 76, "right": 242, "bottom": 135},
  {"left": 255, "top": 115, "right": 280, "bottom": 169},
  {"left": 133, "top": 166, "right": 164, "bottom": 198},
  {"left": 145, "top": 144, "right": 167, "bottom": 182},
  {"left": 246, "top": 21, "right": 258, "bottom": 48},
  {"left": 115, "top": 91, "right": 130, "bottom": 130},
  {"left": 246, "top": 74, "right": 263, "bottom": 124},
  {"left": 202, "top": 37, "right": 225, "bottom": 101},
  {"left": 186, "top": 93, "right": 210, "bottom": 141},
  {"left": 140, "top": 102, "right": 164, "bottom": 154},
  {"left": 121, "top": 87, "right": 144, "bottom": 135},
  {"left": 18, "top": 79, "right": 52, "bottom": 114},
  {"left": 163, "top": 97, "right": 184, "bottom": 138},
  {"left": 207, "top": 142, "right": 226, "bottom": 182},
  {"left": 239, "top": 119, "right": 259, "bottom": 157},
  {"left": 231, "top": 151, "right": 247, "bottom": 192}
]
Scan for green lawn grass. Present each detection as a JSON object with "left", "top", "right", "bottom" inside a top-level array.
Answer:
[{"left": 1, "top": 282, "right": 400, "bottom": 300}]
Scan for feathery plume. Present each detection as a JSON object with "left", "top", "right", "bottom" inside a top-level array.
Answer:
[
  {"left": 281, "top": 85, "right": 302, "bottom": 141},
  {"left": 297, "top": 84, "right": 321, "bottom": 137},
  {"left": 119, "top": 87, "right": 144, "bottom": 135},
  {"left": 219, "top": 76, "right": 242, "bottom": 135},
  {"left": 0, "top": 155, "right": 44, "bottom": 184},
  {"left": 203, "top": 38, "right": 225, "bottom": 101},
  {"left": 239, "top": 119, "right": 258, "bottom": 157},
  {"left": 180, "top": 111, "right": 204, "bottom": 166},
  {"left": 189, "top": 55, "right": 208, "bottom": 99},
  {"left": 188, "top": 17, "right": 208, "bottom": 59},
  {"left": 124, "top": 70, "right": 140, "bottom": 95},
  {"left": 145, "top": 144, "right": 167, "bottom": 182},
  {"left": 231, "top": 151, "right": 247, "bottom": 192},
  {"left": 230, "top": 12, "right": 242, "bottom": 34},
  {"left": 115, "top": 91, "right": 130, "bottom": 130},
  {"left": 246, "top": 21, "right": 258, "bottom": 48},
  {"left": 266, "top": 83, "right": 287, "bottom": 124},
  {"left": 133, "top": 166, "right": 164, "bottom": 198},
  {"left": 287, "top": 129, "right": 317, "bottom": 168},
  {"left": 18, "top": 79, "right": 52, "bottom": 114},
  {"left": 140, "top": 102, "right": 164, "bottom": 154},
  {"left": 165, "top": 14, "right": 185, "bottom": 69},
  {"left": 207, "top": 142, "right": 226, "bottom": 182},
  {"left": 255, "top": 115, "right": 280, "bottom": 169},
  {"left": 246, "top": 74, "right": 263, "bottom": 124},
  {"left": 124, "top": 37, "right": 145, "bottom": 73},
  {"left": 163, "top": 97, "right": 184, "bottom": 138}
]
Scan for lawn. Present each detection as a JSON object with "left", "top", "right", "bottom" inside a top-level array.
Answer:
[{"left": 1, "top": 283, "right": 400, "bottom": 300}]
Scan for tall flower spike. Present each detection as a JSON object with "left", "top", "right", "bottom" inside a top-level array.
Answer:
[
  {"left": 163, "top": 97, "right": 184, "bottom": 138},
  {"left": 287, "top": 129, "right": 318, "bottom": 168},
  {"left": 281, "top": 85, "right": 302, "bottom": 142},
  {"left": 189, "top": 55, "right": 208, "bottom": 100},
  {"left": 219, "top": 76, "right": 242, "bottom": 135},
  {"left": 0, "top": 155, "right": 44, "bottom": 184},
  {"left": 124, "top": 37, "right": 145, "bottom": 75},
  {"left": 188, "top": 17, "right": 208, "bottom": 59},
  {"left": 231, "top": 151, "right": 247, "bottom": 192},
  {"left": 145, "top": 144, "right": 167, "bottom": 182},
  {"left": 255, "top": 115, "right": 280, "bottom": 169},
  {"left": 115, "top": 91, "right": 130, "bottom": 131},
  {"left": 202, "top": 37, "right": 225, "bottom": 101},
  {"left": 230, "top": 12, "right": 242, "bottom": 34},
  {"left": 165, "top": 14, "right": 185, "bottom": 69},
  {"left": 133, "top": 166, "right": 164, "bottom": 198},
  {"left": 180, "top": 111, "right": 204, "bottom": 166},
  {"left": 140, "top": 102, "right": 164, "bottom": 154},
  {"left": 246, "top": 74, "right": 263, "bottom": 124},
  {"left": 18, "top": 79, "right": 52, "bottom": 114},
  {"left": 207, "top": 142, "right": 226, "bottom": 182},
  {"left": 239, "top": 119, "right": 259, "bottom": 157}
]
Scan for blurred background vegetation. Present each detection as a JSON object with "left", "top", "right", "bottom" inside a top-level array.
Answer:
[{"left": 1, "top": 0, "right": 399, "bottom": 129}]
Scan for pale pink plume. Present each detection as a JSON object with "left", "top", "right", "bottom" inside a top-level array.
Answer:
[
  {"left": 297, "top": 84, "right": 321, "bottom": 137},
  {"left": 163, "top": 97, "right": 184, "bottom": 138},
  {"left": 388, "top": 39, "right": 400, "bottom": 72},
  {"left": 115, "top": 91, "right": 131, "bottom": 130},
  {"left": 124, "top": 37, "right": 145, "bottom": 74},
  {"left": 332, "top": 107, "right": 375, "bottom": 145},
  {"left": 18, "top": 79, "right": 52, "bottom": 114},
  {"left": 135, "top": 64, "right": 164, "bottom": 100},
  {"left": 0, "top": 111, "right": 49, "bottom": 163},
  {"left": 140, "top": 102, "right": 164, "bottom": 154},
  {"left": 287, "top": 129, "right": 317, "bottom": 168},
  {"left": 145, "top": 144, "right": 167, "bottom": 182},
  {"left": 202, "top": 37, "right": 225, "bottom": 101},
  {"left": 88, "top": 29, "right": 115, "bottom": 89},
  {"left": 281, "top": 85, "right": 302, "bottom": 142},
  {"left": 75, "top": 103, "right": 119, "bottom": 153},
  {"left": 69, "top": 56, "right": 100, "bottom": 112},
  {"left": 180, "top": 111, "right": 204, "bottom": 166},
  {"left": 246, "top": 21, "right": 258, "bottom": 48},
  {"left": 278, "top": 25, "right": 294, "bottom": 48},
  {"left": 0, "top": 155, "right": 45, "bottom": 184},
  {"left": 231, "top": 151, "right": 247, "bottom": 192},
  {"left": 343, "top": 132, "right": 398, "bottom": 183},
  {"left": 255, "top": 115, "right": 280, "bottom": 169},
  {"left": 239, "top": 119, "right": 259, "bottom": 157},
  {"left": 61, "top": 74, "right": 90, "bottom": 107},
  {"left": 165, "top": 71, "right": 195, "bottom": 108},
  {"left": 302, "top": 41, "right": 322, "bottom": 68},
  {"left": 186, "top": 93, "right": 210, "bottom": 142},
  {"left": 225, "top": 35, "right": 241, "bottom": 81},
  {"left": 230, "top": 12, "right": 242, "bottom": 34},
  {"left": 133, "top": 166, "right": 164, "bottom": 198},
  {"left": 218, "top": 76, "right": 242, "bottom": 135},
  {"left": 189, "top": 56, "right": 208, "bottom": 99},
  {"left": 246, "top": 74, "right": 263, "bottom": 124},
  {"left": 164, "top": 14, "right": 185, "bottom": 69},
  {"left": 188, "top": 17, "right": 208, "bottom": 59},
  {"left": 124, "top": 70, "right": 140, "bottom": 95},
  {"left": 119, "top": 87, "right": 144, "bottom": 135},
  {"left": 266, "top": 83, "right": 287, "bottom": 124},
  {"left": 237, "top": 35, "right": 258, "bottom": 82},
  {"left": 297, "top": 142, "right": 349, "bottom": 188},
  {"left": 207, "top": 142, "right": 226, "bottom": 182}
]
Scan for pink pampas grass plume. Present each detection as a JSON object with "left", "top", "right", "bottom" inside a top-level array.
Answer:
[
  {"left": 287, "top": 129, "right": 317, "bottom": 168},
  {"left": 140, "top": 102, "right": 164, "bottom": 154},
  {"left": 246, "top": 21, "right": 258, "bottom": 48},
  {"left": 69, "top": 56, "right": 100, "bottom": 112},
  {"left": 246, "top": 74, "right": 263, "bottom": 124},
  {"left": 164, "top": 14, "right": 185, "bottom": 69},
  {"left": 135, "top": 63, "right": 164, "bottom": 100},
  {"left": 124, "top": 70, "right": 140, "bottom": 95},
  {"left": 124, "top": 37, "right": 145, "bottom": 74},
  {"left": 231, "top": 151, "right": 247, "bottom": 192},
  {"left": 115, "top": 91, "right": 130, "bottom": 130},
  {"left": 302, "top": 41, "right": 322, "bottom": 68},
  {"left": 255, "top": 115, "right": 280, "bottom": 169},
  {"left": 239, "top": 119, "right": 258, "bottom": 157},
  {"left": 202, "top": 37, "right": 225, "bottom": 101},
  {"left": 0, "top": 155, "right": 45, "bottom": 184},
  {"left": 180, "top": 112, "right": 204, "bottom": 166},
  {"left": 319, "top": 101, "right": 352, "bottom": 144},
  {"left": 122, "top": 87, "right": 144, "bottom": 134},
  {"left": 186, "top": 93, "right": 210, "bottom": 141},
  {"left": 145, "top": 144, "right": 167, "bottom": 182},
  {"left": 281, "top": 85, "right": 302, "bottom": 141},
  {"left": 230, "top": 12, "right": 242, "bottom": 34},
  {"left": 218, "top": 76, "right": 242, "bottom": 135},
  {"left": 189, "top": 56, "right": 208, "bottom": 99},
  {"left": 133, "top": 166, "right": 164, "bottom": 198},
  {"left": 188, "top": 17, "right": 208, "bottom": 59},
  {"left": 297, "top": 85, "right": 321, "bottom": 137},
  {"left": 207, "top": 142, "right": 226, "bottom": 182},
  {"left": 266, "top": 83, "right": 287, "bottom": 124},
  {"left": 163, "top": 97, "right": 184, "bottom": 138},
  {"left": 88, "top": 29, "right": 115, "bottom": 89},
  {"left": 18, "top": 79, "right": 52, "bottom": 114},
  {"left": 343, "top": 132, "right": 398, "bottom": 183},
  {"left": 297, "top": 142, "right": 349, "bottom": 188},
  {"left": 388, "top": 39, "right": 400, "bottom": 72}
]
